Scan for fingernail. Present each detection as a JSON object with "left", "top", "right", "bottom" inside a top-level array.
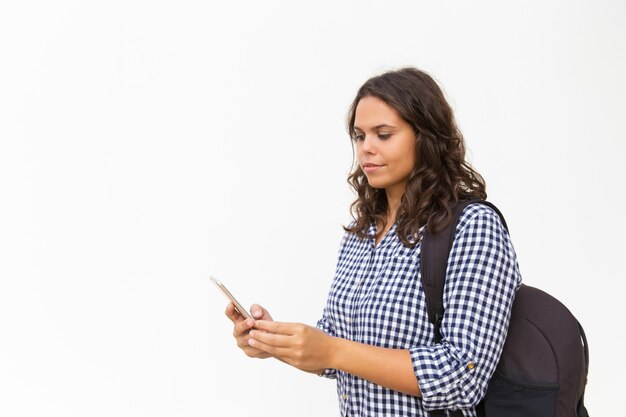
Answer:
[
  {"left": 253, "top": 309, "right": 261, "bottom": 318},
  {"left": 246, "top": 319, "right": 254, "bottom": 327},
  {"left": 249, "top": 330, "right": 254, "bottom": 337},
  {"left": 248, "top": 338, "right": 255, "bottom": 346}
]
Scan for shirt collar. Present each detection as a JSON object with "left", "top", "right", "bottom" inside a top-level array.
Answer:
[{"left": 367, "top": 221, "right": 399, "bottom": 249}]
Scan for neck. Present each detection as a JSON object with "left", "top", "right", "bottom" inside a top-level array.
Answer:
[{"left": 385, "top": 184, "right": 405, "bottom": 220}]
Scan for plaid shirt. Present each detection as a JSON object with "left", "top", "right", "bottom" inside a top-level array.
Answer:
[{"left": 317, "top": 203, "right": 522, "bottom": 417}]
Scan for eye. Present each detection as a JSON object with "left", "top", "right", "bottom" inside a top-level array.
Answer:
[
  {"left": 378, "top": 134, "right": 391, "bottom": 140},
  {"left": 351, "top": 134, "right": 365, "bottom": 142}
]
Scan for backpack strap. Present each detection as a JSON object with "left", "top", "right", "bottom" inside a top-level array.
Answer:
[
  {"left": 419, "top": 198, "right": 508, "bottom": 417},
  {"left": 420, "top": 198, "right": 508, "bottom": 342},
  {"left": 576, "top": 320, "right": 590, "bottom": 417}
]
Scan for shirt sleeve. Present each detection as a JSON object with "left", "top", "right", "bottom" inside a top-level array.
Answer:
[
  {"left": 316, "top": 312, "right": 337, "bottom": 379},
  {"left": 410, "top": 204, "right": 522, "bottom": 411}
]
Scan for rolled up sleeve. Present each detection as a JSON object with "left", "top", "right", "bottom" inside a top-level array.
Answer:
[
  {"left": 411, "top": 205, "right": 521, "bottom": 411},
  {"left": 316, "top": 313, "right": 337, "bottom": 379}
]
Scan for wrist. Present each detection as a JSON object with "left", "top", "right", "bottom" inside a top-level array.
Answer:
[{"left": 327, "top": 335, "right": 345, "bottom": 370}]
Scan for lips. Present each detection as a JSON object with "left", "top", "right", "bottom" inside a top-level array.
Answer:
[{"left": 362, "top": 163, "right": 384, "bottom": 173}]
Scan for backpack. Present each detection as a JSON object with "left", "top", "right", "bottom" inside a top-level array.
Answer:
[{"left": 420, "top": 198, "right": 590, "bottom": 417}]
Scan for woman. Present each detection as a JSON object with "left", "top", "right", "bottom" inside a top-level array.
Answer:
[{"left": 224, "top": 67, "right": 522, "bottom": 416}]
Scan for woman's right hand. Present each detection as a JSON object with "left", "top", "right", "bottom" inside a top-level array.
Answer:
[{"left": 225, "top": 302, "right": 273, "bottom": 359}]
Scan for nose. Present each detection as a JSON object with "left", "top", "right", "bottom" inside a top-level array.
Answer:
[
  {"left": 360, "top": 134, "right": 376, "bottom": 154},
  {"left": 358, "top": 135, "right": 376, "bottom": 168}
]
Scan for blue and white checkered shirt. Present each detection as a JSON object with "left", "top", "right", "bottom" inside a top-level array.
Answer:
[{"left": 317, "top": 203, "right": 522, "bottom": 417}]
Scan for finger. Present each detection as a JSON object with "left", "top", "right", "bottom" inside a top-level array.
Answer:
[
  {"left": 236, "top": 332, "right": 272, "bottom": 359},
  {"left": 249, "top": 329, "right": 291, "bottom": 348},
  {"left": 246, "top": 349, "right": 272, "bottom": 359},
  {"left": 225, "top": 302, "right": 243, "bottom": 324},
  {"left": 250, "top": 304, "right": 273, "bottom": 321},
  {"left": 233, "top": 318, "right": 255, "bottom": 337},
  {"left": 240, "top": 344, "right": 272, "bottom": 359},
  {"left": 248, "top": 336, "right": 290, "bottom": 358},
  {"left": 235, "top": 332, "right": 256, "bottom": 351},
  {"left": 254, "top": 320, "right": 297, "bottom": 335}
]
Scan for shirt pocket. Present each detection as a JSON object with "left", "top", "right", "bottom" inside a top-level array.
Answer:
[{"left": 368, "top": 254, "right": 420, "bottom": 306}]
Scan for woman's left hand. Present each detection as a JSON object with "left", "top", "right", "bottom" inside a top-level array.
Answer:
[{"left": 248, "top": 320, "right": 336, "bottom": 372}]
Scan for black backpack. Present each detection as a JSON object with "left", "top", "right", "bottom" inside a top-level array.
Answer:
[{"left": 420, "top": 198, "right": 590, "bottom": 417}]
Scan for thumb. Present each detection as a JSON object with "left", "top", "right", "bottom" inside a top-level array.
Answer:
[{"left": 250, "top": 304, "right": 273, "bottom": 321}]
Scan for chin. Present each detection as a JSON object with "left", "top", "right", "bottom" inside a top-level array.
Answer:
[{"left": 366, "top": 179, "right": 388, "bottom": 189}]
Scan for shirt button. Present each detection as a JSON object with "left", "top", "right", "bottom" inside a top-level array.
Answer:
[
  {"left": 467, "top": 362, "right": 476, "bottom": 370},
  {"left": 342, "top": 394, "right": 348, "bottom": 400}
]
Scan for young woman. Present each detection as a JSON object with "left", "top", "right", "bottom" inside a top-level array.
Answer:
[{"left": 224, "top": 67, "right": 522, "bottom": 416}]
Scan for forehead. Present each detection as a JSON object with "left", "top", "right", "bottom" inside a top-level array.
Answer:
[{"left": 354, "top": 96, "right": 403, "bottom": 130}]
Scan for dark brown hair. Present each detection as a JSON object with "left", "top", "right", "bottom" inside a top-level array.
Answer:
[{"left": 344, "top": 67, "right": 487, "bottom": 247}]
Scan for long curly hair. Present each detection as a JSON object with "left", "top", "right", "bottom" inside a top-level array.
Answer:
[{"left": 343, "top": 67, "right": 487, "bottom": 247}]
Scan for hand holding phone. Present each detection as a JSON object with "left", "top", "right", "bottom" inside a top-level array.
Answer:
[
  {"left": 213, "top": 276, "right": 275, "bottom": 359},
  {"left": 210, "top": 276, "right": 252, "bottom": 320}
]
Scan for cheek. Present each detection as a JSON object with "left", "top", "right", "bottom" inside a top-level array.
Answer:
[
  {"left": 391, "top": 145, "right": 415, "bottom": 170},
  {"left": 404, "top": 152, "right": 417, "bottom": 171},
  {"left": 401, "top": 139, "right": 417, "bottom": 169}
]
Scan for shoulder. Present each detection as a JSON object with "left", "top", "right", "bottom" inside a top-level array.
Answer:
[
  {"left": 455, "top": 202, "right": 508, "bottom": 239},
  {"left": 339, "top": 219, "right": 361, "bottom": 247},
  {"left": 447, "top": 201, "right": 523, "bottom": 288}
]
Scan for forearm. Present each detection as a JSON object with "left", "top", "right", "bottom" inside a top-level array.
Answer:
[{"left": 329, "top": 337, "right": 421, "bottom": 397}]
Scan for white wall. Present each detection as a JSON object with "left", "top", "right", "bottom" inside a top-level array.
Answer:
[{"left": 1, "top": 1, "right": 624, "bottom": 415}]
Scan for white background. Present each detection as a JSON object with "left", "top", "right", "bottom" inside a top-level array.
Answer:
[{"left": 1, "top": 1, "right": 625, "bottom": 416}]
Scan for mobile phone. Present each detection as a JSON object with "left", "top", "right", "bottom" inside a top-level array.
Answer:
[{"left": 210, "top": 276, "right": 252, "bottom": 320}]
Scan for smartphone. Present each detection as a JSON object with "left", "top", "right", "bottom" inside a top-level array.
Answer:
[{"left": 210, "top": 276, "right": 252, "bottom": 320}]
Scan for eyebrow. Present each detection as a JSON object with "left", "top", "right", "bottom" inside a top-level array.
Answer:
[{"left": 353, "top": 124, "right": 397, "bottom": 132}]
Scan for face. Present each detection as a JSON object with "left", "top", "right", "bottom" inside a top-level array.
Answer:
[{"left": 353, "top": 96, "right": 417, "bottom": 195}]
